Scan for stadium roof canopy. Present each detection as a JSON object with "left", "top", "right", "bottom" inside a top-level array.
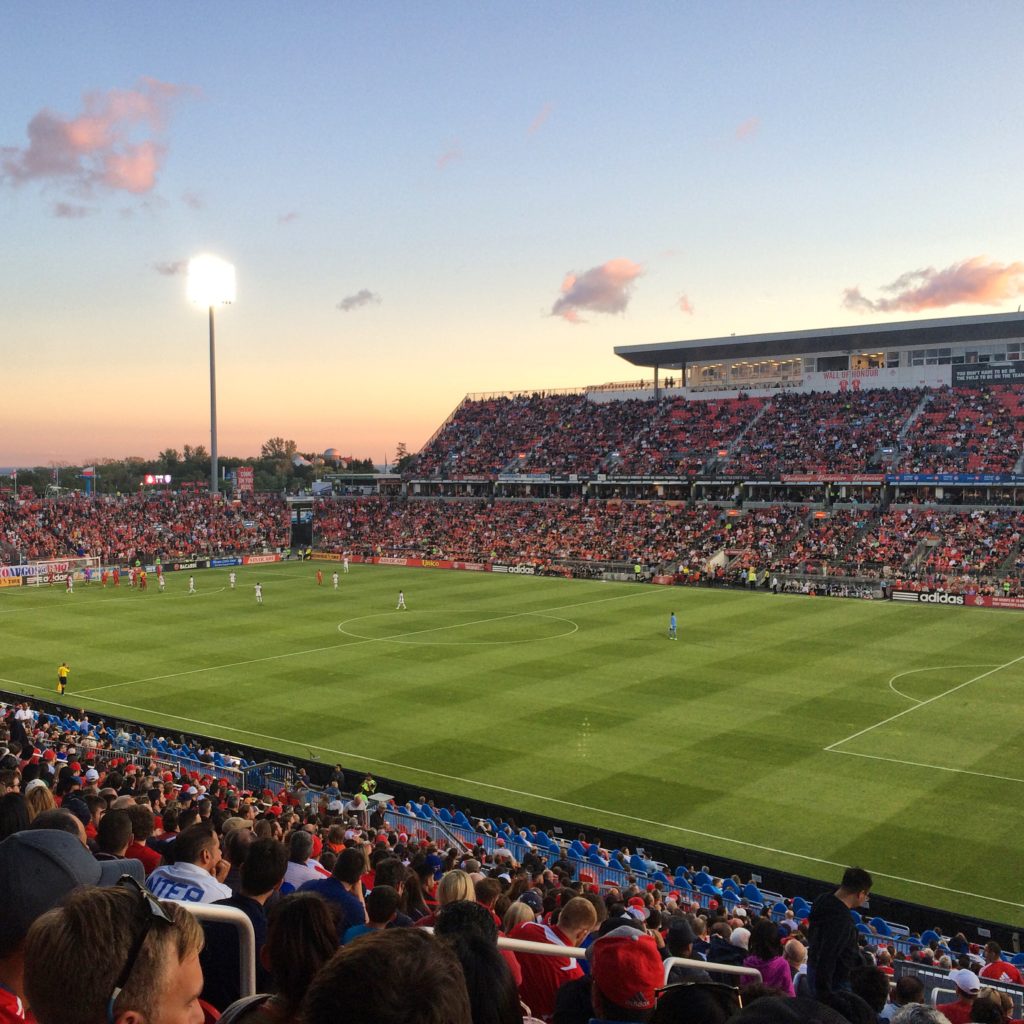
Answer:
[{"left": 614, "top": 311, "right": 1024, "bottom": 370}]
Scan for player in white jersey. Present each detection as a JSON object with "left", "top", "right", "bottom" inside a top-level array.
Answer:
[
  {"left": 158, "top": 573, "right": 166, "bottom": 592},
  {"left": 188, "top": 576, "right": 196, "bottom": 594},
  {"left": 396, "top": 590, "right": 406, "bottom": 610},
  {"left": 65, "top": 574, "right": 74, "bottom": 595},
  {"left": 229, "top": 571, "right": 237, "bottom": 589},
  {"left": 254, "top": 582, "right": 263, "bottom": 604},
  {"left": 332, "top": 572, "right": 339, "bottom": 589},
  {"left": 343, "top": 556, "right": 349, "bottom": 573}
]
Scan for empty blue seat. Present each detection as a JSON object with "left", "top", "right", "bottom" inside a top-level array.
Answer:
[
  {"left": 742, "top": 883, "right": 763, "bottom": 904},
  {"left": 652, "top": 870, "right": 671, "bottom": 885},
  {"left": 438, "top": 808, "right": 453, "bottom": 823},
  {"left": 673, "top": 876, "right": 693, "bottom": 891},
  {"left": 694, "top": 870, "right": 713, "bottom": 887},
  {"left": 870, "top": 917, "right": 892, "bottom": 937},
  {"left": 920, "top": 929, "right": 941, "bottom": 945},
  {"left": 629, "top": 855, "right": 648, "bottom": 873}
]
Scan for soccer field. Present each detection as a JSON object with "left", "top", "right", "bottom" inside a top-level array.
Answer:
[{"left": 3, "top": 561, "right": 1023, "bottom": 924}]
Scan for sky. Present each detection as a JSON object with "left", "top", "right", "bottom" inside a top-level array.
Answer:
[{"left": 4, "top": 1, "right": 1024, "bottom": 466}]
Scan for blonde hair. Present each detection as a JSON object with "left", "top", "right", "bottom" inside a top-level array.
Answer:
[
  {"left": 25, "top": 785, "right": 57, "bottom": 822},
  {"left": 502, "top": 901, "right": 535, "bottom": 932},
  {"left": 437, "top": 869, "right": 475, "bottom": 906}
]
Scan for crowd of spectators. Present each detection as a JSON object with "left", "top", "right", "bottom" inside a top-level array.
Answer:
[
  {"left": 900, "top": 386, "right": 1024, "bottom": 475},
  {"left": 2, "top": 699, "right": 1019, "bottom": 1024},
  {"left": 0, "top": 493, "right": 288, "bottom": 566},
  {"left": 725, "top": 389, "right": 925, "bottom": 479}
]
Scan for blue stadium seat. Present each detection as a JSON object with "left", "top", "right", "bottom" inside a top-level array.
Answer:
[
  {"left": 742, "top": 883, "right": 763, "bottom": 904},
  {"left": 920, "top": 929, "right": 941, "bottom": 945},
  {"left": 438, "top": 808, "right": 453, "bottom": 823},
  {"left": 673, "top": 876, "right": 693, "bottom": 891},
  {"left": 870, "top": 917, "right": 892, "bottom": 937},
  {"left": 652, "top": 870, "right": 671, "bottom": 885},
  {"left": 629, "top": 854, "right": 648, "bottom": 873},
  {"left": 771, "top": 902, "right": 788, "bottom": 921},
  {"left": 693, "top": 870, "right": 713, "bottom": 887}
]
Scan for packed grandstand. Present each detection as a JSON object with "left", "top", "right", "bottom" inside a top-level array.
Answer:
[{"left": 4, "top": 312, "right": 1024, "bottom": 1024}]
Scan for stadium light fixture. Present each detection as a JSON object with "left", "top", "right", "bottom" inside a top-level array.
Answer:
[{"left": 187, "top": 255, "right": 236, "bottom": 497}]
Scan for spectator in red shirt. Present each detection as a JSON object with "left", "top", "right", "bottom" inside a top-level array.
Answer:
[
  {"left": 979, "top": 942, "right": 1023, "bottom": 985},
  {"left": 510, "top": 895, "right": 598, "bottom": 1021}
]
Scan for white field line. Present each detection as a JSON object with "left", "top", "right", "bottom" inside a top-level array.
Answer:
[
  {"left": 69, "top": 588, "right": 655, "bottom": 695},
  {"left": 825, "top": 653, "right": 1024, "bottom": 752},
  {"left": 830, "top": 748, "right": 1024, "bottom": 785},
  {"left": 0, "top": 674, "right": 1018, "bottom": 911},
  {"left": 886, "top": 664, "right": 1001, "bottom": 704}
]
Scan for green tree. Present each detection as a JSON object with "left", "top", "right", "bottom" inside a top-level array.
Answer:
[{"left": 261, "top": 437, "right": 298, "bottom": 460}]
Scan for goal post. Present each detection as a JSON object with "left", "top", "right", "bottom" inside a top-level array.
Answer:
[{"left": 24, "top": 556, "right": 102, "bottom": 586}]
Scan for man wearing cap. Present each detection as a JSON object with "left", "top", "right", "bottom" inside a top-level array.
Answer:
[
  {"left": 936, "top": 969, "right": 981, "bottom": 1024},
  {"left": 0, "top": 830, "right": 144, "bottom": 1024},
  {"left": 510, "top": 895, "right": 598, "bottom": 1021},
  {"left": 666, "top": 918, "right": 712, "bottom": 984},
  {"left": 589, "top": 926, "right": 664, "bottom": 1023}
]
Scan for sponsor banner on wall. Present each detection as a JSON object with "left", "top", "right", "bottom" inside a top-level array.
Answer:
[
  {"left": 171, "top": 560, "right": 211, "bottom": 572},
  {"left": 210, "top": 557, "right": 242, "bottom": 568},
  {"left": 236, "top": 466, "right": 255, "bottom": 493},
  {"left": 952, "top": 362, "right": 1024, "bottom": 386},
  {"left": 0, "top": 565, "right": 36, "bottom": 578},
  {"left": 312, "top": 551, "right": 343, "bottom": 561},
  {"left": 782, "top": 474, "right": 885, "bottom": 484},
  {"left": 377, "top": 557, "right": 409, "bottom": 566},
  {"left": 651, "top": 575, "right": 675, "bottom": 585},
  {"left": 490, "top": 563, "right": 537, "bottom": 575},
  {"left": 964, "top": 594, "right": 1024, "bottom": 611},
  {"left": 890, "top": 472, "right": 1024, "bottom": 484},
  {"left": 0, "top": 576, "right": 22, "bottom": 587},
  {"left": 456, "top": 562, "right": 487, "bottom": 572},
  {"left": 242, "top": 554, "right": 280, "bottom": 565},
  {"left": 891, "top": 589, "right": 965, "bottom": 606}
]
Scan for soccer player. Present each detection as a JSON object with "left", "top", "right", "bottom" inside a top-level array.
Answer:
[
  {"left": 113, "top": 568, "right": 120, "bottom": 586},
  {"left": 396, "top": 590, "right": 406, "bottom": 610},
  {"left": 140, "top": 570, "right": 147, "bottom": 591},
  {"left": 188, "top": 575, "right": 196, "bottom": 594},
  {"left": 65, "top": 573, "right": 74, "bottom": 595},
  {"left": 229, "top": 570, "right": 237, "bottom": 589},
  {"left": 101, "top": 569, "right": 108, "bottom": 587},
  {"left": 668, "top": 611, "right": 677, "bottom": 640},
  {"left": 332, "top": 572, "right": 339, "bottom": 589},
  {"left": 255, "top": 582, "right": 263, "bottom": 604},
  {"left": 343, "top": 555, "right": 349, "bottom": 574},
  {"left": 316, "top": 569, "right": 324, "bottom": 586},
  {"left": 158, "top": 573, "right": 166, "bottom": 592},
  {"left": 84, "top": 567, "right": 92, "bottom": 585},
  {"left": 56, "top": 662, "right": 69, "bottom": 695}
]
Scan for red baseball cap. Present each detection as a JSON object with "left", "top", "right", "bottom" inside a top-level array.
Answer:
[{"left": 589, "top": 930, "right": 663, "bottom": 1011}]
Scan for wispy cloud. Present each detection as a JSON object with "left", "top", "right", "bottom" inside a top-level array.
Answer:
[
  {"left": 182, "top": 190, "right": 204, "bottom": 210},
  {"left": 53, "top": 201, "right": 92, "bottom": 219},
  {"left": 735, "top": 116, "right": 760, "bottom": 141},
  {"left": 528, "top": 102, "right": 554, "bottom": 134},
  {"left": 152, "top": 259, "right": 187, "bottom": 277},
  {"left": 1, "top": 77, "right": 197, "bottom": 197},
  {"left": 337, "top": 289, "right": 382, "bottom": 313},
  {"left": 843, "top": 256, "right": 1024, "bottom": 314},
  {"left": 437, "top": 140, "right": 462, "bottom": 170},
  {"left": 551, "top": 259, "right": 644, "bottom": 323},
  {"left": 678, "top": 294, "right": 695, "bottom": 315},
  {"left": 278, "top": 211, "right": 299, "bottom": 224}
]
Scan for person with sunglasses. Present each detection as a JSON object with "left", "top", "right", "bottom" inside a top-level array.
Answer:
[{"left": 23, "top": 877, "right": 205, "bottom": 1024}]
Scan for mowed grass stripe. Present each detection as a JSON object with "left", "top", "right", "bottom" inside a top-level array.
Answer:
[{"left": 4, "top": 563, "right": 1024, "bottom": 921}]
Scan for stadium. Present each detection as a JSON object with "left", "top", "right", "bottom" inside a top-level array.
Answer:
[{"left": 5, "top": 307, "right": 1024, "bottom": 1022}]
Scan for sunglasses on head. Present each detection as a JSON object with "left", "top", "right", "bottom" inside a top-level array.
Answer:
[{"left": 106, "top": 876, "right": 173, "bottom": 1024}]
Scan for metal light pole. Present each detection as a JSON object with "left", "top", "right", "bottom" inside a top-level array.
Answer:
[{"left": 187, "top": 255, "right": 236, "bottom": 497}]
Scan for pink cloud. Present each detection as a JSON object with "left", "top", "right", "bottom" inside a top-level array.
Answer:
[
  {"left": 437, "top": 140, "right": 462, "bottom": 170},
  {"left": 678, "top": 294, "right": 695, "bottom": 315},
  {"left": 551, "top": 258, "right": 644, "bottom": 323},
  {"left": 528, "top": 102, "right": 554, "bottom": 134},
  {"left": 1, "top": 78, "right": 195, "bottom": 197},
  {"left": 736, "top": 117, "right": 760, "bottom": 140},
  {"left": 843, "top": 256, "right": 1024, "bottom": 314}
]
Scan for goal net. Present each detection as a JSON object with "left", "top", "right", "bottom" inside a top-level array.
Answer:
[{"left": 24, "top": 556, "right": 103, "bottom": 586}]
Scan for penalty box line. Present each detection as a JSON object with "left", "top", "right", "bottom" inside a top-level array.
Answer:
[
  {"left": 73, "top": 588, "right": 657, "bottom": 696},
  {"left": 824, "top": 653, "right": 1024, "bottom": 764}
]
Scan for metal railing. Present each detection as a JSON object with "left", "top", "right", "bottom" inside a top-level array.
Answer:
[{"left": 171, "top": 902, "right": 257, "bottom": 999}]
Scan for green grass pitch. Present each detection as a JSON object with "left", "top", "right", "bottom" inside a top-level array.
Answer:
[{"left": 3, "top": 561, "right": 1023, "bottom": 924}]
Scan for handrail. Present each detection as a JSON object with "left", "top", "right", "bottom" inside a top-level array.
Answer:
[{"left": 171, "top": 901, "right": 257, "bottom": 998}]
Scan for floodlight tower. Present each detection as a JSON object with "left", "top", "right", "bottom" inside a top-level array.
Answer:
[{"left": 187, "top": 255, "right": 236, "bottom": 496}]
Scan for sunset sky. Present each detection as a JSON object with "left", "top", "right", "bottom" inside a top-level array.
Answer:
[{"left": 4, "top": 2, "right": 1024, "bottom": 466}]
